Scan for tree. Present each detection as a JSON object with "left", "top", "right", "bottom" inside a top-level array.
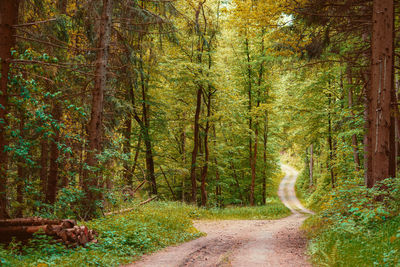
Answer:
[
  {"left": 83, "top": 0, "right": 113, "bottom": 217},
  {"left": 367, "top": 0, "right": 395, "bottom": 186},
  {"left": 0, "top": 0, "right": 21, "bottom": 219}
]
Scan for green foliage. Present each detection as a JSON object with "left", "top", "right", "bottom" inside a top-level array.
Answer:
[
  {"left": 201, "top": 200, "right": 290, "bottom": 220},
  {"left": 303, "top": 178, "right": 400, "bottom": 266},
  {"left": 0, "top": 201, "right": 290, "bottom": 266},
  {"left": 0, "top": 202, "right": 202, "bottom": 266}
]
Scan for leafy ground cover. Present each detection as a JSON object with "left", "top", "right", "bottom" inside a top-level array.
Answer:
[
  {"left": 301, "top": 178, "right": 400, "bottom": 267},
  {"left": 0, "top": 201, "right": 290, "bottom": 267}
]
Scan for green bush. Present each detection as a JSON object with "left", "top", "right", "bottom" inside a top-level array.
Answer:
[{"left": 304, "top": 178, "right": 400, "bottom": 267}]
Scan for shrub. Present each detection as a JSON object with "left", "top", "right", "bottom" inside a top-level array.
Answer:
[{"left": 304, "top": 178, "right": 400, "bottom": 266}]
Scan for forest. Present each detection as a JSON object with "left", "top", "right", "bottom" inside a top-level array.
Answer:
[{"left": 0, "top": 0, "right": 399, "bottom": 266}]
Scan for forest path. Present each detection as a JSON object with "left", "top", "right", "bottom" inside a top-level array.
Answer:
[{"left": 126, "top": 164, "right": 312, "bottom": 267}]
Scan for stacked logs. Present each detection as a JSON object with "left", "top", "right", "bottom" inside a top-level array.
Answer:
[{"left": 0, "top": 217, "right": 97, "bottom": 247}]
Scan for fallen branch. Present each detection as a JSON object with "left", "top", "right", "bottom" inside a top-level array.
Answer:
[{"left": 104, "top": 196, "right": 158, "bottom": 216}]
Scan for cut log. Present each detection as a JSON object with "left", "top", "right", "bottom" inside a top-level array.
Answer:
[
  {"left": 0, "top": 218, "right": 62, "bottom": 227},
  {"left": 0, "top": 217, "right": 96, "bottom": 247}
]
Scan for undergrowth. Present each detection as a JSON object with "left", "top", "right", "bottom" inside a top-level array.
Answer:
[
  {"left": 0, "top": 200, "right": 290, "bottom": 267},
  {"left": 302, "top": 178, "right": 400, "bottom": 267}
]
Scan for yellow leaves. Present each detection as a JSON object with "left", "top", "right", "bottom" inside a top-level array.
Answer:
[{"left": 390, "top": 235, "right": 396, "bottom": 243}]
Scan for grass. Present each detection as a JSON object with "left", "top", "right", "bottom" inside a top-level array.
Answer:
[
  {"left": 0, "top": 200, "right": 290, "bottom": 267},
  {"left": 304, "top": 215, "right": 400, "bottom": 267},
  {"left": 301, "top": 178, "right": 400, "bottom": 267}
]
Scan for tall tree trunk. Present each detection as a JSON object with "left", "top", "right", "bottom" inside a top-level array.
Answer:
[
  {"left": 200, "top": 92, "right": 211, "bottom": 206},
  {"left": 123, "top": 118, "right": 132, "bottom": 186},
  {"left": 181, "top": 127, "right": 186, "bottom": 202},
  {"left": 139, "top": 53, "right": 157, "bottom": 195},
  {"left": 310, "top": 144, "right": 314, "bottom": 186},
  {"left": 363, "top": 71, "right": 373, "bottom": 187},
  {"left": 230, "top": 159, "right": 244, "bottom": 203},
  {"left": 250, "top": 125, "right": 258, "bottom": 206},
  {"left": 131, "top": 134, "right": 142, "bottom": 184},
  {"left": 143, "top": 130, "right": 156, "bottom": 195},
  {"left": 16, "top": 113, "right": 25, "bottom": 217},
  {"left": 83, "top": 0, "right": 112, "bottom": 217},
  {"left": 46, "top": 102, "right": 61, "bottom": 204},
  {"left": 40, "top": 139, "right": 49, "bottom": 199},
  {"left": 190, "top": 87, "right": 202, "bottom": 204},
  {"left": 347, "top": 75, "right": 361, "bottom": 171},
  {"left": 368, "top": 0, "right": 395, "bottom": 186},
  {"left": 245, "top": 38, "right": 253, "bottom": 189},
  {"left": 213, "top": 126, "right": 221, "bottom": 206},
  {"left": 327, "top": 93, "right": 335, "bottom": 188},
  {"left": 0, "top": 0, "right": 20, "bottom": 219},
  {"left": 262, "top": 111, "right": 268, "bottom": 205}
]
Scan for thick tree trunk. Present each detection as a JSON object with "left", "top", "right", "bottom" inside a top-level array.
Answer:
[
  {"left": 368, "top": 0, "right": 395, "bottom": 186},
  {"left": 0, "top": 0, "right": 20, "bottom": 219},
  {"left": 363, "top": 71, "right": 374, "bottom": 187},
  {"left": 46, "top": 102, "right": 61, "bottom": 204},
  {"left": 190, "top": 87, "right": 202, "bottom": 204},
  {"left": 84, "top": 0, "right": 112, "bottom": 216}
]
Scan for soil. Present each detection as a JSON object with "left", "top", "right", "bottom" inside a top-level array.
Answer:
[{"left": 126, "top": 165, "right": 312, "bottom": 267}]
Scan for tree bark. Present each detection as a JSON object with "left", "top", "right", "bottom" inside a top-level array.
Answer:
[
  {"left": 181, "top": 126, "right": 186, "bottom": 202},
  {"left": 123, "top": 118, "right": 132, "bottom": 186},
  {"left": 160, "top": 166, "right": 176, "bottom": 201},
  {"left": 262, "top": 111, "right": 268, "bottom": 205},
  {"left": 190, "top": 87, "right": 202, "bottom": 204},
  {"left": 250, "top": 124, "right": 258, "bottom": 206},
  {"left": 230, "top": 160, "right": 244, "bottom": 203},
  {"left": 200, "top": 92, "right": 211, "bottom": 206},
  {"left": 130, "top": 134, "right": 142, "bottom": 184},
  {"left": 347, "top": 75, "right": 361, "bottom": 171},
  {"left": 245, "top": 38, "right": 253, "bottom": 193},
  {"left": 327, "top": 93, "right": 335, "bottom": 188},
  {"left": 16, "top": 113, "right": 25, "bottom": 217},
  {"left": 368, "top": 0, "right": 395, "bottom": 186},
  {"left": 46, "top": 102, "right": 61, "bottom": 204},
  {"left": 83, "top": 0, "right": 113, "bottom": 216},
  {"left": 309, "top": 144, "right": 314, "bottom": 186},
  {"left": 0, "top": 0, "right": 20, "bottom": 219},
  {"left": 213, "top": 126, "right": 221, "bottom": 206},
  {"left": 140, "top": 52, "right": 157, "bottom": 195},
  {"left": 40, "top": 138, "right": 49, "bottom": 199}
]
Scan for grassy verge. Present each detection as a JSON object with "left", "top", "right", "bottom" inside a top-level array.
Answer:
[
  {"left": 304, "top": 215, "right": 400, "bottom": 267},
  {"left": 0, "top": 200, "right": 290, "bottom": 267},
  {"left": 302, "top": 179, "right": 400, "bottom": 266}
]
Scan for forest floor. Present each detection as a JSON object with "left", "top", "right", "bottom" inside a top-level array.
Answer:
[{"left": 127, "top": 165, "right": 313, "bottom": 267}]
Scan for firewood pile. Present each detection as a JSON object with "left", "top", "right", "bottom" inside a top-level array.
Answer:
[{"left": 0, "top": 217, "right": 97, "bottom": 247}]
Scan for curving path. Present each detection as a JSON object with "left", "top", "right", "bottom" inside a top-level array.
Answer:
[{"left": 126, "top": 164, "right": 312, "bottom": 267}]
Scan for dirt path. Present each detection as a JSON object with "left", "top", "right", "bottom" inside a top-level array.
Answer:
[{"left": 127, "top": 165, "right": 312, "bottom": 267}]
